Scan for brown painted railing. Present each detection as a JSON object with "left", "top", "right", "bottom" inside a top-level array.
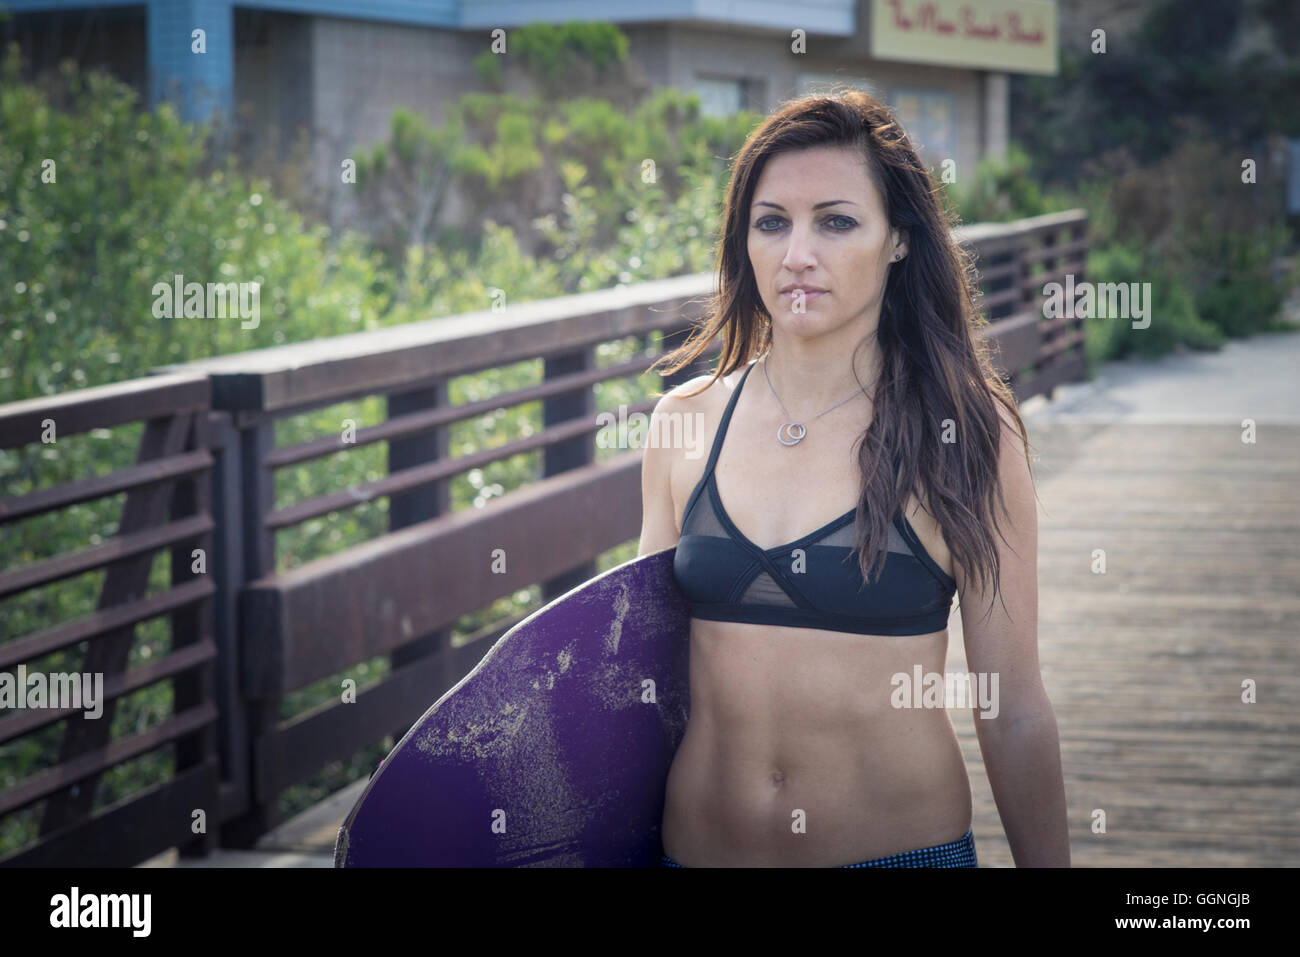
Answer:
[
  {"left": 0, "top": 208, "right": 1087, "bottom": 864},
  {"left": 0, "top": 374, "right": 220, "bottom": 865}
]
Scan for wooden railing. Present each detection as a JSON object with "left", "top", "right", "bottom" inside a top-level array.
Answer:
[
  {"left": 0, "top": 209, "right": 1088, "bottom": 864},
  {"left": 962, "top": 208, "right": 1089, "bottom": 396},
  {"left": 0, "top": 374, "right": 221, "bottom": 865}
]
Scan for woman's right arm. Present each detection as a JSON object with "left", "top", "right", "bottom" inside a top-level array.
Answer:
[{"left": 637, "top": 393, "right": 686, "bottom": 557}]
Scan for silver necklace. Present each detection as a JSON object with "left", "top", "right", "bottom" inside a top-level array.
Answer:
[{"left": 761, "top": 355, "right": 871, "bottom": 446}]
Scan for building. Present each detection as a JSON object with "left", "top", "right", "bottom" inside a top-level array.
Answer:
[{"left": 3, "top": 0, "right": 1059, "bottom": 204}]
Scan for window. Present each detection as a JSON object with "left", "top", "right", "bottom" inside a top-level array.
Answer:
[
  {"left": 890, "top": 88, "right": 957, "bottom": 169},
  {"left": 693, "top": 76, "right": 747, "bottom": 117}
]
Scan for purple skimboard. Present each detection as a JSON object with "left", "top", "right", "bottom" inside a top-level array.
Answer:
[{"left": 335, "top": 546, "right": 690, "bottom": 867}]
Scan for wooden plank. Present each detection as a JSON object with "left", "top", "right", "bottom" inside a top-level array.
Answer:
[
  {"left": 263, "top": 398, "right": 656, "bottom": 531},
  {"left": 0, "top": 513, "right": 213, "bottom": 598},
  {"left": 0, "top": 638, "right": 217, "bottom": 744},
  {"left": 239, "top": 422, "right": 276, "bottom": 580},
  {"left": 945, "top": 421, "right": 1300, "bottom": 867},
  {"left": 956, "top": 208, "right": 1088, "bottom": 246},
  {"left": 1024, "top": 236, "right": 1088, "bottom": 266},
  {"left": 1012, "top": 351, "right": 1086, "bottom": 402},
  {"left": 155, "top": 275, "right": 715, "bottom": 413},
  {"left": 0, "top": 449, "right": 212, "bottom": 524},
  {"left": 263, "top": 353, "right": 658, "bottom": 469},
  {"left": 205, "top": 412, "right": 250, "bottom": 824},
  {"left": 0, "top": 703, "right": 218, "bottom": 816},
  {"left": 254, "top": 631, "right": 501, "bottom": 798},
  {"left": 169, "top": 434, "right": 219, "bottom": 855},
  {"left": 977, "top": 285, "right": 1023, "bottom": 312},
  {"left": 975, "top": 259, "right": 1020, "bottom": 285},
  {"left": 544, "top": 346, "right": 597, "bottom": 601},
  {"left": 221, "top": 419, "right": 278, "bottom": 846},
  {"left": 983, "top": 311, "right": 1041, "bottom": 375},
  {"left": 0, "top": 372, "right": 209, "bottom": 449},
  {"left": 385, "top": 378, "right": 452, "bottom": 748},
  {"left": 0, "top": 760, "right": 219, "bottom": 867},
  {"left": 0, "top": 577, "right": 215, "bottom": 670},
  {"left": 240, "top": 451, "right": 643, "bottom": 696}
]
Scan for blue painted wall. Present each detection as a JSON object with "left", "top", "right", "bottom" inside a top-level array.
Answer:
[
  {"left": 146, "top": 0, "right": 234, "bottom": 122},
  {"left": 2, "top": 0, "right": 857, "bottom": 122}
]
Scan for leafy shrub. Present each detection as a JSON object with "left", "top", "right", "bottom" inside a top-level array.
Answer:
[
  {"left": 1084, "top": 240, "right": 1222, "bottom": 364},
  {"left": 952, "top": 129, "right": 1293, "bottom": 363},
  {"left": 1184, "top": 223, "right": 1289, "bottom": 337},
  {"left": 0, "top": 46, "right": 392, "bottom": 405},
  {"left": 948, "top": 142, "right": 1076, "bottom": 224}
]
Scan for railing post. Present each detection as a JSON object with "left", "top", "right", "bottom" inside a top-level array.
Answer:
[
  {"left": 1013, "top": 238, "right": 1034, "bottom": 325},
  {"left": 171, "top": 410, "right": 220, "bottom": 858},
  {"left": 204, "top": 410, "right": 251, "bottom": 832},
  {"left": 1010, "top": 235, "right": 1035, "bottom": 392},
  {"left": 541, "top": 347, "right": 596, "bottom": 601},
  {"left": 386, "top": 380, "right": 453, "bottom": 747},
  {"left": 1068, "top": 216, "right": 1089, "bottom": 382},
  {"left": 1039, "top": 226, "right": 1061, "bottom": 389},
  {"left": 980, "top": 245, "right": 1012, "bottom": 326},
  {"left": 220, "top": 418, "right": 281, "bottom": 847}
]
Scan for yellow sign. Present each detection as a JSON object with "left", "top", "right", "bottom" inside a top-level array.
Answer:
[{"left": 870, "top": 0, "right": 1058, "bottom": 75}]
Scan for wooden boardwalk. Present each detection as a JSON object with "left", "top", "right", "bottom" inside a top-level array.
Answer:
[
  {"left": 149, "top": 418, "right": 1300, "bottom": 868},
  {"left": 948, "top": 418, "right": 1300, "bottom": 867}
]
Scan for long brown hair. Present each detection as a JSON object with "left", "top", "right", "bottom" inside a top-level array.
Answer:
[{"left": 652, "top": 87, "right": 1032, "bottom": 610}]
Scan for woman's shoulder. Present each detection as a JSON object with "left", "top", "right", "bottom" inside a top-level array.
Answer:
[
  {"left": 990, "top": 396, "right": 1031, "bottom": 462},
  {"left": 657, "top": 365, "right": 743, "bottom": 415}
]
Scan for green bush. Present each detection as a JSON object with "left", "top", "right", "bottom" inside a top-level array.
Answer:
[
  {"left": 0, "top": 47, "right": 393, "bottom": 404},
  {"left": 473, "top": 21, "right": 633, "bottom": 96},
  {"left": 353, "top": 84, "right": 751, "bottom": 292},
  {"left": 952, "top": 130, "right": 1293, "bottom": 363},
  {"left": 948, "top": 142, "right": 1076, "bottom": 224},
  {"left": 1084, "top": 240, "right": 1223, "bottom": 364},
  {"left": 1185, "top": 223, "right": 1289, "bottom": 337}
]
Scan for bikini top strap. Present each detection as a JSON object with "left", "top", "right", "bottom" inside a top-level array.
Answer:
[{"left": 701, "top": 361, "right": 755, "bottom": 482}]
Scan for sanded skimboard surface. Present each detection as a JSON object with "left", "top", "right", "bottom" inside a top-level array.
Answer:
[{"left": 336, "top": 547, "right": 691, "bottom": 867}]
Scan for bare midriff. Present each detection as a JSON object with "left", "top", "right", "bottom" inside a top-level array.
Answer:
[{"left": 660, "top": 616, "right": 972, "bottom": 867}]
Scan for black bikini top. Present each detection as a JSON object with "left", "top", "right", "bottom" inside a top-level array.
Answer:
[{"left": 671, "top": 362, "right": 957, "bottom": 636}]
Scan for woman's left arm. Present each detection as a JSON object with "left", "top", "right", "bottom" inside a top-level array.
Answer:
[{"left": 956, "top": 408, "right": 1071, "bottom": 867}]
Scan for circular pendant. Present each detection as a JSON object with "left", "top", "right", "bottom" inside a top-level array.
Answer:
[{"left": 777, "top": 422, "right": 806, "bottom": 446}]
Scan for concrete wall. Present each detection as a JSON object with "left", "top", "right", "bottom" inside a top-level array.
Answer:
[
  {"left": 622, "top": 22, "right": 998, "bottom": 181},
  {"left": 302, "top": 16, "right": 481, "bottom": 229},
  {"left": 217, "top": 10, "right": 1010, "bottom": 233},
  {"left": 310, "top": 15, "right": 478, "bottom": 158},
  {"left": 234, "top": 11, "right": 313, "bottom": 165}
]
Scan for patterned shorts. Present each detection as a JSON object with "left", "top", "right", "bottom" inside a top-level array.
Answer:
[{"left": 661, "top": 827, "right": 978, "bottom": 868}]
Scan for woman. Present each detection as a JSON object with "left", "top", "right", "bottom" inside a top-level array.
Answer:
[{"left": 637, "top": 89, "right": 1069, "bottom": 867}]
